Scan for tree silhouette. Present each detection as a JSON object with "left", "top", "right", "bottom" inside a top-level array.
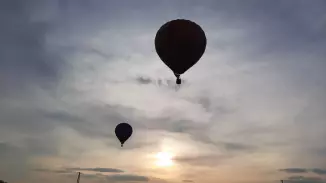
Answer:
[{"left": 0, "top": 180, "right": 7, "bottom": 183}]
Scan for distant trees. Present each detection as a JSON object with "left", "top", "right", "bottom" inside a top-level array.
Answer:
[{"left": 0, "top": 180, "right": 7, "bottom": 183}]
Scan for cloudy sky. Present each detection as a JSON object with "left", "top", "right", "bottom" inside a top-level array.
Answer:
[{"left": 1, "top": 0, "right": 326, "bottom": 183}]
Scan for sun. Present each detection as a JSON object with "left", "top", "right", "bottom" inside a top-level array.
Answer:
[{"left": 155, "top": 152, "right": 174, "bottom": 167}]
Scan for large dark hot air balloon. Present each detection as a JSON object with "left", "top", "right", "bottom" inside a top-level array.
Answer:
[
  {"left": 115, "top": 123, "right": 133, "bottom": 147},
  {"left": 155, "top": 19, "right": 207, "bottom": 85}
]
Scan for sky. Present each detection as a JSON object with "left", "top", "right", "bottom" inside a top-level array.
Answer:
[{"left": 1, "top": 0, "right": 326, "bottom": 183}]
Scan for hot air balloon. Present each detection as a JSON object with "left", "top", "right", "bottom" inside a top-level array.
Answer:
[
  {"left": 155, "top": 19, "right": 207, "bottom": 85},
  {"left": 115, "top": 123, "right": 133, "bottom": 147}
]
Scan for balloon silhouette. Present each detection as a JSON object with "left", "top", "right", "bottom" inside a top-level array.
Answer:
[
  {"left": 115, "top": 123, "right": 133, "bottom": 147},
  {"left": 155, "top": 19, "right": 207, "bottom": 85}
]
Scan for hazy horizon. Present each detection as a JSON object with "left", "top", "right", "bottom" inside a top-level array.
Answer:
[{"left": 1, "top": 1, "right": 326, "bottom": 183}]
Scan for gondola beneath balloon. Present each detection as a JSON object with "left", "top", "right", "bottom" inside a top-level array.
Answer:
[{"left": 155, "top": 19, "right": 207, "bottom": 85}]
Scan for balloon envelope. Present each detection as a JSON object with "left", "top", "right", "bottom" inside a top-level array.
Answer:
[
  {"left": 115, "top": 123, "right": 133, "bottom": 147},
  {"left": 155, "top": 19, "right": 207, "bottom": 76}
]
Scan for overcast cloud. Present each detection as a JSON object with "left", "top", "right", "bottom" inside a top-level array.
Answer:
[{"left": 1, "top": 1, "right": 326, "bottom": 183}]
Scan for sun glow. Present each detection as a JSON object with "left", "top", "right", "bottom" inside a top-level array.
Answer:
[{"left": 155, "top": 152, "right": 174, "bottom": 167}]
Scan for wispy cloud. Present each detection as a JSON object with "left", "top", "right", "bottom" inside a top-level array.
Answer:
[
  {"left": 183, "top": 180, "right": 194, "bottom": 182},
  {"left": 281, "top": 169, "right": 310, "bottom": 174},
  {"left": 33, "top": 168, "right": 71, "bottom": 174},
  {"left": 68, "top": 167, "right": 124, "bottom": 173},
  {"left": 33, "top": 167, "right": 124, "bottom": 174},
  {"left": 1, "top": 1, "right": 326, "bottom": 183},
  {"left": 286, "top": 176, "right": 326, "bottom": 183},
  {"left": 106, "top": 174, "right": 149, "bottom": 182},
  {"left": 311, "top": 169, "right": 326, "bottom": 175},
  {"left": 280, "top": 168, "right": 326, "bottom": 176}
]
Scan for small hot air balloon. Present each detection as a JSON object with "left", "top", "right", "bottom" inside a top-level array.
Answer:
[
  {"left": 115, "top": 123, "right": 133, "bottom": 147},
  {"left": 155, "top": 19, "right": 207, "bottom": 85}
]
